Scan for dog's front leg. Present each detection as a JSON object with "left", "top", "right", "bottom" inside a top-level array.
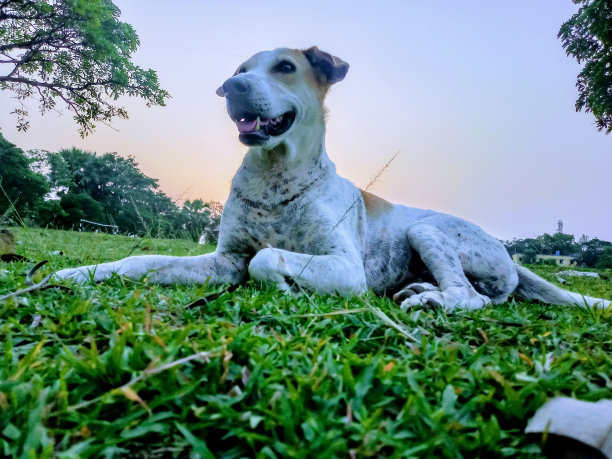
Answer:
[
  {"left": 402, "top": 224, "right": 491, "bottom": 310},
  {"left": 54, "top": 251, "right": 246, "bottom": 285},
  {"left": 248, "top": 247, "right": 367, "bottom": 296}
]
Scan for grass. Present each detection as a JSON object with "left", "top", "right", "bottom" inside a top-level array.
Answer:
[{"left": 0, "top": 227, "right": 611, "bottom": 458}]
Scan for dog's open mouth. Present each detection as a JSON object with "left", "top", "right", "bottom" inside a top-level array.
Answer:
[{"left": 235, "top": 111, "right": 296, "bottom": 144}]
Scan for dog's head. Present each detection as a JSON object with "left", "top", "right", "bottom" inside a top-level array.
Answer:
[{"left": 217, "top": 47, "right": 349, "bottom": 148}]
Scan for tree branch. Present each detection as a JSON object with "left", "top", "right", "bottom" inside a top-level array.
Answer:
[
  {"left": 0, "top": 75, "right": 133, "bottom": 93},
  {"left": 0, "top": 26, "right": 72, "bottom": 52}
]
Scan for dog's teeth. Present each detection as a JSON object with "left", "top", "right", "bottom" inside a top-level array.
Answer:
[{"left": 254, "top": 117, "right": 260, "bottom": 131}]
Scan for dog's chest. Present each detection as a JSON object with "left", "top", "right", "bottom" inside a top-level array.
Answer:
[
  {"left": 227, "top": 175, "right": 331, "bottom": 256},
  {"left": 240, "top": 202, "right": 329, "bottom": 254},
  {"left": 251, "top": 211, "right": 296, "bottom": 248}
]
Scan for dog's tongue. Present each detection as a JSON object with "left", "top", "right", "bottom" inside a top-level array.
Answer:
[
  {"left": 236, "top": 116, "right": 271, "bottom": 133},
  {"left": 237, "top": 118, "right": 257, "bottom": 133}
]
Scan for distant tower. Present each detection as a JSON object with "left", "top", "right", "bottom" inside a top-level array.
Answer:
[{"left": 557, "top": 219, "right": 563, "bottom": 234}]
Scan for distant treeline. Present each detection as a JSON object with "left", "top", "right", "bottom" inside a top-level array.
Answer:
[
  {"left": 0, "top": 133, "right": 221, "bottom": 243},
  {"left": 502, "top": 232, "right": 612, "bottom": 268}
]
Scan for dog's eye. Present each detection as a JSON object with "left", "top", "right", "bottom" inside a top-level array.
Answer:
[
  {"left": 274, "top": 61, "right": 296, "bottom": 74},
  {"left": 234, "top": 67, "right": 247, "bottom": 76}
]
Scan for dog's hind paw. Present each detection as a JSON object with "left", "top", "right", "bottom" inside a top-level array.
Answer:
[
  {"left": 393, "top": 282, "right": 439, "bottom": 303},
  {"left": 399, "top": 286, "right": 492, "bottom": 311}
]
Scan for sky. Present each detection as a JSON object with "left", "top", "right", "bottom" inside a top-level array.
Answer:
[{"left": 1, "top": 1, "right": 611, "bottom": 241}]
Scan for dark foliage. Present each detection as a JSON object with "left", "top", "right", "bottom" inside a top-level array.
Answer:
[
  {"left": 597, "top": 246, "right": 612, "bottom": 268},
  {"left": 0, "top": 134, "right": 220, "bottom": 242},
  {"left": 0, "top": 132, "right": 49, "bottom": 221},
  {"left": 41, "top": 148, "right": 218, "bottom": 240},
  {"left": 559, "top": 0, "right": 612, "bottom": 133}
]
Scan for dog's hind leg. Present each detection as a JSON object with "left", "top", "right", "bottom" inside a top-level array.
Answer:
[{"left": 401, "top": 223, "right": 492, "bottom": 310}]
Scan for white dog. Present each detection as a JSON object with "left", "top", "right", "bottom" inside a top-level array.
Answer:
[{"left": 56, "top": 47, "right": 610, "bottom": 311}]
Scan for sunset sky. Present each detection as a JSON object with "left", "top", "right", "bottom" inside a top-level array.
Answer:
[{"left": 0, "top": 1, "right": 610, "bottom": 241}]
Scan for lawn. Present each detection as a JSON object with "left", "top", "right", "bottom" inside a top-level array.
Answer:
[{"left": 0, "top": 227, "right": 611, "bottom": 458}]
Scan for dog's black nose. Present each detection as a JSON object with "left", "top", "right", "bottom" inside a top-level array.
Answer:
[{"left": 223, "top": 76, "right": 250, "bottom": 96}]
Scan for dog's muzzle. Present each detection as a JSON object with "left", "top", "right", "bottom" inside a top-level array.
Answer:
[{"left": 221, "top": 76, "right": 296, "bottom": 146}]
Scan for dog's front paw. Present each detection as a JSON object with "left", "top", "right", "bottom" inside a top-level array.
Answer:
[
  {"left": 249, "top": 248, "right": 299, "bottom": 294},
  {"left": 54, "top": 264, "right": 112, "bottom": 283},
  {"left": 399, "top": 286, "right": 491, "bottom": 311}
]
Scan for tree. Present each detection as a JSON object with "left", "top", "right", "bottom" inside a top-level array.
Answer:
[
  {"left": 528, "top": 232, "right": 579, "bottom": 256},
  {"left": 504, "top": 233, "right": 611, "bottom": 267},
  {"left": 549, "top": 232, "right": 579, "bottom": 255},
  {"left": 559, "top": 0, "right": 612, "bottom": 134},
  {"left": 579, "top": 237, "right": 611, "bottom": 267},
  {"left": 43, "top": 148, "right": 182, "bottom": 237},
  {"left": 0, "top": 0, "right": 169, "bottom": 136},
  {"left": 503, "top": 237, "right": 542, "bottom": 256},
  {"left": 57, "top": 192, "right": 104, "bottom": 228},
  {"left": 178, "top": 199, "right": 212, "bottom": 243},
  {"left": 34, "top": 199, "right": 64, "bottom": 228},
  {"left": 0, "top": 132, "right": 48, "bottom": 221},
  {"left": 202, "top": 200, "right": 223, "bottom": 243},
  {"left": 523, "top": 248, "right": 537, "bottom": 264},
  {"left": 596, "top": 246, "right": 612, "bottom": 268}
]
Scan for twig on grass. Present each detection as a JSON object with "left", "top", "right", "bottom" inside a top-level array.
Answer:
[
  {"left": 187, "top": 284, "right": 241, "bottom": 308},
  {"left": 361, "top": 299, "right": 419, "bottom": 342},
  {"left": 0, "top": 273, "right": 52, "bottom": 302},
  {"left": 279, "top": 307, "right": 368, "bottom": 318},
  {"left": 259, "top": 307, "right": 369, "bottom": 321},
  {"left": 0, "top": 259, "right": 72, "bottom": 302},
  {"left": 260, "top": 300, "right": 421, "bottom": 343},
  {"left": 137, "top": 349, "right": 220, "bottom": 378}
]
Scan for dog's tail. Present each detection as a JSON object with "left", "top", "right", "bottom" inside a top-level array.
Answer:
[{"left": 514, "top": 264, "right": 611, "bottom": 309}]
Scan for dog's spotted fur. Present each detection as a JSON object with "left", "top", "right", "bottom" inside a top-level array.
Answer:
[{"left": 56, "top": 47, "right": 611, "bottom": 311}]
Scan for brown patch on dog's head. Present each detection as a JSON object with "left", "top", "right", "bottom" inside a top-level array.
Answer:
[
  {"left": 302, "top": 47, "right": 349, "bottom": 87},
  {"left": 360, "top": 190, "right": 393, "bottom": 218},
  {"left": 279, "top": 48, "right": 328, "bottom": 99}
]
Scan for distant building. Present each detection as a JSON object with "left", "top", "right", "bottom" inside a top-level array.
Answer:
[{"left": 512, "top": 253, "right": 577, "bottom": 267}]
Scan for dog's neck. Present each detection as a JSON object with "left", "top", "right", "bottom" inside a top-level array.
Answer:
[
  {"left": 246, "top": 113, "right": 333, "bottom": 172},
  {"left": 231, "top": 119, "right": 336, "bottom": 209}
]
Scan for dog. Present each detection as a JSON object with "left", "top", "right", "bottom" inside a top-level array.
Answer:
[{"left": 55, "top": 47, "right": 611, "bottom": 311}]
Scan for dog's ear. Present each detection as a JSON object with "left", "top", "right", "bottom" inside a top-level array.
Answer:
[
  {"left": 216, "top": 85, "right": 225, "bottom": 97},
  {"left": 303, "top": 47, "right": 349, "bottom": 85}
]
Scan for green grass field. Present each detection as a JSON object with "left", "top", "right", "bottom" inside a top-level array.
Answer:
[{"left": 1, "top": 227, "right": 611, "bottom": 458}]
